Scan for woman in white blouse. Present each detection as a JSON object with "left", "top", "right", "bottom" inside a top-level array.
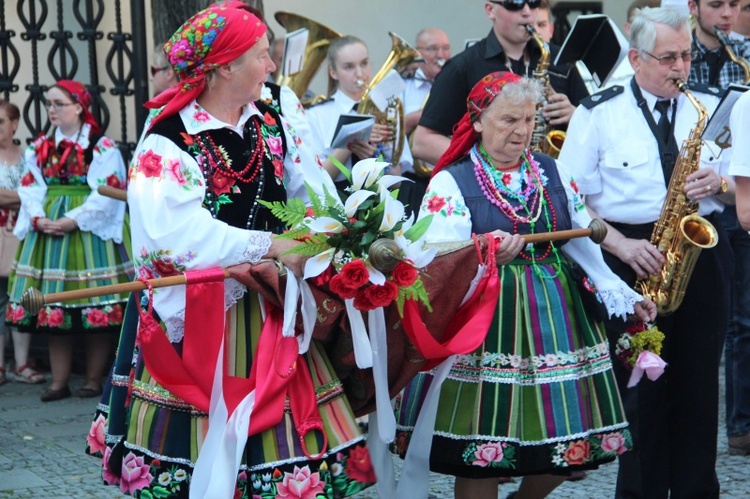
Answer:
[{"left": 7, "top": 81, "right": 131, "bottom": 402}]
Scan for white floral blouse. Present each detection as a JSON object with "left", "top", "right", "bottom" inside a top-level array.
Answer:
[
  {"left": 418, "top": 159, "right": 643, "bottom": 319},
  {"left": 129, "top": 99, "right": 334, "bottom": 341},
  {"left": 15, "top": 123, "right": 127, "bottom": 242}
]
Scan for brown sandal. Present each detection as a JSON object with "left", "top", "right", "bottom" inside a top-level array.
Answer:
[{"left": 14, "top": 363, "right": 45, "bottom": 384}]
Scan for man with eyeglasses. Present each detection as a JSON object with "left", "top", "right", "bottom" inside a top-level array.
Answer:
[
  {"left": 403, "top": 27, "right": 451, "bottom": 136},
  {"left": 688, "top": 0, "right": 750, "bottom": 90},
  {"left": 560, "top": 8, "right": 733, "bottom": 498},
  {"left": 411, "top": 0, "right": 588, "bottom": 166}
]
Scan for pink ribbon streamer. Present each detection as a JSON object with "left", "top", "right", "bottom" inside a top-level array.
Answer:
[{"left": 627, "top": 351, "right": 667, "bottom": 388}]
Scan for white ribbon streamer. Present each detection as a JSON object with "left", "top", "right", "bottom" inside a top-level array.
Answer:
[
  {"left": 345, "top": 298, "right": 373, "bottom": 368},
  {"left": 368, "top": 412, "right": 397, "bottom": 498},
  {"left": 190, "top": 337, "right": 256, "bottom": 499},
  {"left": 395, "top": 356, "right": 457, "bottom": 499},
  {"left": 369, "top": 306, "right": 396, "bottom": 443},
  {"left": 282, "top": 267, "right": 299, "bottom": 339}
]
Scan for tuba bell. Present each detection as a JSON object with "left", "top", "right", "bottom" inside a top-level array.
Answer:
[
  {"left": 357, "top": 32, "right": 422, "bottom": 166},
  {"left": 274, "top": 12, "right": 342, "bottom": 101}
]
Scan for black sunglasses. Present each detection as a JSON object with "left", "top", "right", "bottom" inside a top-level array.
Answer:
[
  {"left": 150, "top": 65, "right": 169, "bottom": 77},
  {"left": 489, "top": 0, "right": 542, "bottom": 11}
]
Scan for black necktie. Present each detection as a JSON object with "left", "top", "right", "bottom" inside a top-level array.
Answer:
[{"left": 654, "top": 99, "right": 680, "bottom": 181}]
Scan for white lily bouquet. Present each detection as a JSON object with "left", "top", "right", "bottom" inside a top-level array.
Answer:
[{"left": 260, "top": 158, "right": 435, "bottom": 314}]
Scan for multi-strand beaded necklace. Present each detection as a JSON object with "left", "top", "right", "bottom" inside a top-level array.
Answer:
[
  {"left": 195, "top": 117, "right": 267, "bottom": 229},
  {"left": 471, "top": 144, "right": 561, "bottom": 278}
]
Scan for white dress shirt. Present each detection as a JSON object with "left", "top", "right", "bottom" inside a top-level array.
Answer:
[
  {"left": 402, "top": 67, "right": 432, "bottom": 115},
  {"left": 560, "top": 82, "right": 727, "bottom": 224},
  {"left": 728, "top": 90, "right": 750, "bottom": 177}
]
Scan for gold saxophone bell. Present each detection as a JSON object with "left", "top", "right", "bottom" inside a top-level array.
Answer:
[{"left": 636, "top": 80, "right": 719, "bottom": 316}]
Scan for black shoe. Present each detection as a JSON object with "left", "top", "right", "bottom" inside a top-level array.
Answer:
[{"left": 40, "top": 385, "right": 71, "bottom": 402}]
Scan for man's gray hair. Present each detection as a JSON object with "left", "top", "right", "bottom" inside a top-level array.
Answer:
[{"left": 630, "top": 7, "right": 691, "bottom": 53}]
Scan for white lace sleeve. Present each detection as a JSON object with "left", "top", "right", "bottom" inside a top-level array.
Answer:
[
  {"left": 64, "top": 135, "right": 127, "bottom": 242},
  {"left": 556, "top": 160, "right": 644, "bottom": 320},
  {"left": 242, "top": 231, "right": 272, "bottom": 263}
]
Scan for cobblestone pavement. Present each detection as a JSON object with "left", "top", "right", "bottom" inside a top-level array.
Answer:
[{"left": 1, "top": 370, "right": 749, "bottom": 498}]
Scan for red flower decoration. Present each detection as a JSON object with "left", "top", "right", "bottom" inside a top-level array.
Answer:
[
  {"left": 152, "top": 258, "right": 179, "bottom": 277},
  {"left": 137, "top": 150, "right": 164, "bottom": 178},
  {"left": 563, "top": 440, "right": 590, "bottom": 466},
  {"left": 353, "top": 288, "right": 375, "bottom": 311},
  {"left": 47, "top": 308, "right": 65, "bottom": 327},
  {"left": 329, "top": 273, "right": 358, "bottom": 300},
  {"left": 86, "top": 309, "right": 110, "bottom": 327},
  {"left": 263, "top": 112, "right": 277, "bottom": 126},
  {"left": 108, "top": 305, "right": 124, "bottom": 325},
  {"left": 180, "top": 132, "right": 194, "bottom": 146},
  {"left": 20, "top": 172, "right": 36, "bottom": 187},
  {"left": 391, "top": 261, "right": 418, "bottom": 287},
  {"left": 346, "top": 445, "right": 376, "bottom": 484},
  {"left": 426, "top": 195, "right": 446, "bottom": 213},
  {"left": 211, "top": 169, "right": 235, "bottom": 195},
  {"left": 364, "top": 281, "right": 399, "bottom": 308},
  {"left": 105, "top": 174, "right": 123, "bottom": 189},
  {"left": 338, "top": 260, "right": 370, "bottom": 288}
]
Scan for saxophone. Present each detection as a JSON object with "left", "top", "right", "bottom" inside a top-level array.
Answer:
[
  {"left": 526, "top": 24, "right": 565, "bottom": 159},
  {"left": 713, "top": 25, "right": 750, "bottom": 85},
  {"left": 636, "top": 80, "right": 718, "bottom": 315}
]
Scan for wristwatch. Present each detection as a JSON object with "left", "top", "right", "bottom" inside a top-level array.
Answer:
[{"left": 720, "top": 176, "right": 729, "bottom": 194}]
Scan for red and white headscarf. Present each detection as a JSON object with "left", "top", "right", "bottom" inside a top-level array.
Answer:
[
  {"left": 53, "top": 79, "right": 101, "bottom": 135},
  {"left": 433, "top": 71, "right": 522, "bottom": 175},
  {"left": 145, "top": 1, "right": 267, "bottom": 128}
]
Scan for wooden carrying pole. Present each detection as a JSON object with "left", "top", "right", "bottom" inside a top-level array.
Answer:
[
  {"left": 21, "top": 271, "right": 231, "bottom": 315},
  {"left": 20, "top": 220, "right": 607, "bottom": 315},
  {"left": 97, "top": 185, "right": 127, "bottom": 201}
]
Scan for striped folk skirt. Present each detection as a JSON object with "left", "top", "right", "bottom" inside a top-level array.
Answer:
[
  {"left": 7, "top": 185, "right": 132, "bottom": 334},
  {"left": 394, "top": 257, "right": 632, "bottom": 478},
  {"left": 86, "top": 292, "right": 375, "bottom": 498}
]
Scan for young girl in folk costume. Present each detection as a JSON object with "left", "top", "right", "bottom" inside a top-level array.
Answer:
[
  {"left": 86, "top": 3, "right": 374, "bottom": 498},
  {"left": 394, "top": 72, "right": 656, "bottom": 498},
  {"left": 7, "top": 80, "right": 131, "bottom": 402}
]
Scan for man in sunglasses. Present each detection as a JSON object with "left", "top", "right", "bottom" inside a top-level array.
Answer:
[
  {"left": 560, "top": 7, "right": 733, "bottom": 498},
  {"left": 411, "top": 0, "right": 588, "bottom": 166}
]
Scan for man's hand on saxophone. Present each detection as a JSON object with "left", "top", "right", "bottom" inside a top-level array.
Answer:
[
  {"left": 684, "top": 167, "right": 725, "bottom": 200},
  {"left": 542, "top": 87, "right": 575, "bottom": 125}
]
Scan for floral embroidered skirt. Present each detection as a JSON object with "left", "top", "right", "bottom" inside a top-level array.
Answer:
[
  {"left": 7, "top": 185, "right": 132, "bottom": 333},
  {"left": 394, "top": 257, "right": 632, "bottom": 478},
  {"left": 86, "top": 292, "right": 375, "bottom": 498}
]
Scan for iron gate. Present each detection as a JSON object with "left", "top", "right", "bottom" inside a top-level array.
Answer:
[{"left": 0, "top": 0, "right": 149, "bottom": 161}]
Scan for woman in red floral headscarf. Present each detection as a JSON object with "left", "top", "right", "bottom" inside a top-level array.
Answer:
[
  {"left": 6, "top": 80, "right": 132, "bottom": 402},
  {"left": 393, "top": 72, "right": 656, "bottom": 498},
  {"left": 85, "top": 3, "right": 371, "bottom": 499}
]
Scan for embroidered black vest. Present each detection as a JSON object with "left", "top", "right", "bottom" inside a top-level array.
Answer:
[
  {"left": 149, "top": 102, "right": 287, "bottom": 232},
  {"left": 448, "top": 152, "right": 572, "bottom": 245}
]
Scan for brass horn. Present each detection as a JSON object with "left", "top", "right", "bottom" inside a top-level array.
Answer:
[
  {"left": 357, "top": 32, "right": 422, "bottom": 166},
  {"left": 274, "top": 12, "right": 342, "bottom": 100}
]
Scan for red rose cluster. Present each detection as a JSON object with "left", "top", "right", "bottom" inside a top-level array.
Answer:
[{"left": 327, "top": 259, "right": 419, "bottom": 312}]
